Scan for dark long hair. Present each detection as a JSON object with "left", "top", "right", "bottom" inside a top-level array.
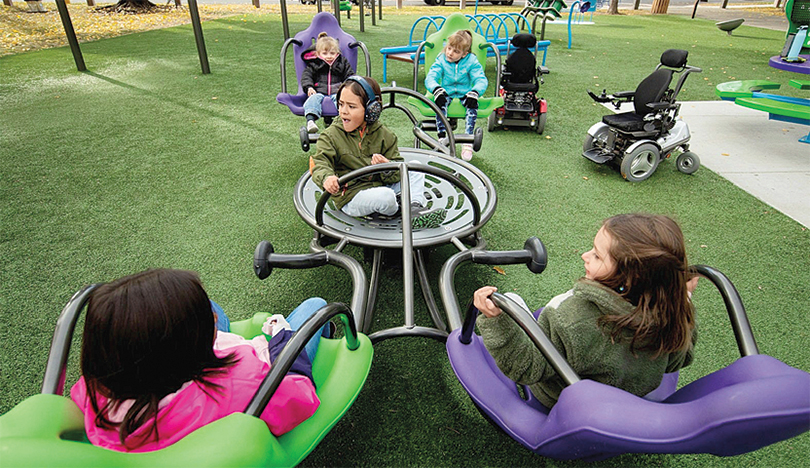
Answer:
[
  {"left": 596, "top": 213, "right": 695, "bottom": 357},
  {"left": 80, "top": 269, "right": 238, "bottom": 447}
]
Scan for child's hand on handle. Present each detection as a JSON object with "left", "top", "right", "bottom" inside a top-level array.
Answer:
[
  {"left": 324, "top": 175, "right": 341, "bottom": 195},
  {"left": 473, "top": 286, "right": 502, "bottom": 318},
  {"left": 308, "top": 88, "right": 317, "bottom": 97},
  {"left": 463, "top": 90, "right": 479, "bottom": 109},
  {"left": 687, "top": 276, "right": 699, "bottom": 295},
  {"left": 433, "top": 87, "right": 448, "bottom": 107},
  {"left": 370, "top": 153, "right": 389, "bottom": 165}
]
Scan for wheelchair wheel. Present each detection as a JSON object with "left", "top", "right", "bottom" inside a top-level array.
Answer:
[
  {"left": 583, "top": 125, "right": 610, "bottom": 153},
  {"left": 535, "top": 113, "right": 547, "bottom": 135},
  {"left": 621, "top": 143, "right": 660, "bottom": 182},
  {"left": 676, "top": 151, "right": 700, "bottom": 175}
]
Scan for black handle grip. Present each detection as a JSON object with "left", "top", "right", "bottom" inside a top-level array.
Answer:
[
  {"left": 470, "top": 237, "right": 547, "bottom": 274},
  {"left": 253, "top": 241, "right": 329, "bottom": 280}
]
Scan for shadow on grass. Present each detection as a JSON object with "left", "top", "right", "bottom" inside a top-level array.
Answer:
[{"left": 82, "top": 70, "right": 271, "bottom": 136}]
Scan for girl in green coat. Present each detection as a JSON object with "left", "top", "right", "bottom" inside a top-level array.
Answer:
[
  {"left": 474, "top": 213, "right": 698, "bottom": 408},
  {"left": 310, "top": 76, "right": 446, "bottom": 230}
]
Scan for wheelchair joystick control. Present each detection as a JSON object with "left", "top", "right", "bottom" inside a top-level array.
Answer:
[{"left": 254, "top": 241, "right": 275, "bottom": 280}]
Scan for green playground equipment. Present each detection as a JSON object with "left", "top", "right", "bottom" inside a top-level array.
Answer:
[
  {"left": 408, "top": 13, "right": 504, "bottom": 120},
  {"left": 0, "top": 286, "right": 373, "bottom": 467},
  {"left": 782, "top": 0, "right": 810, "bottom": 61}
]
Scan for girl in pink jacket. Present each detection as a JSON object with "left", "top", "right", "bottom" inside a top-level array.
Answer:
[{"left": 70, "top": 269, "right": 326, "bottom": 452}]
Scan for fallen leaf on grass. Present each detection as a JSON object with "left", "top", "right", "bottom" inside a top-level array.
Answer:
[{"left": 493, "top": 266, "right": 506, "bottom": 275}]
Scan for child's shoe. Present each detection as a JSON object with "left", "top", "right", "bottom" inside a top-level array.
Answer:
[
  {"left": 461, "top": 144, "right": 474, "bottom": 161},
  {"left": 410, "top": 203, "right": 447, "bottom": 230},
  {"left": 306, "top": 119, "right": 319, "bottom": 134}
]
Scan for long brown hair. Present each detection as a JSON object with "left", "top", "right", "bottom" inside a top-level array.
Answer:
[
  {"left": 80, "top": 269, "right": 238, "bottom": 447},
  {"left": 596, "top": 213, "right": 695, "bottom": 357}
]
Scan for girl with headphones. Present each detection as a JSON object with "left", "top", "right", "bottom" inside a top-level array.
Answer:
[{"left": 309, "top": 76, "right": 447, "bottom": 230}]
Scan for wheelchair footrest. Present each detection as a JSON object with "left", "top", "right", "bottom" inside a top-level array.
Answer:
[{"left": 583, "top": 148, "right": 613, "bottom": 164}]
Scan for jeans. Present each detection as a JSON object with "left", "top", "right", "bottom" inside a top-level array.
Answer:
[
  {"left": 211, "top": 297, "right": 330, "bottom": 362},
  {"left": 435, "top": 100, "right": 478, "bottom": 136},
  {"left": 341, "top": 171, "right": 427, "bottom": 217},
  {"left": 303, "top": 93, "right": 337, "bottom": 120}
]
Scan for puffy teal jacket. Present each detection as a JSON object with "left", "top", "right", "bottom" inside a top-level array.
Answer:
[{"left": 425, "top": 52, "right": 488, "bottom": 98}]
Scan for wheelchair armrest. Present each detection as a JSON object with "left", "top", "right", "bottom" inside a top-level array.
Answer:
[
  {"left": 645, "top": 101, "right": 675, "bottom": 111},
  {"left": 613, "top": 90, "right": 635, "bottom": 99},
  {"left": 537, "top": 66, "right": 550, "bottom": 76}
]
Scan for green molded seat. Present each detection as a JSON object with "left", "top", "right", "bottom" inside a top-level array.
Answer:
[
  {"left": 0, "top": 311, "right": 373, "bottom": 468},
  {"left": 735, "top": 96, "right": 810, "bottom": 121},
  {"left": 715, "top": 80, "right": 782, "bottom": 100},
  {"left": 408, "top": 13, "right": 504, "bottom": 119},
  {"left": 789, "top": 79, "right": 810, "bottom": 90}
]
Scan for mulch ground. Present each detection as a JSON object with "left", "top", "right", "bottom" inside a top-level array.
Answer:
[
  {"left": 0, "top": 2, "right": 269, "bottom": 56},
  {"left": 1, "top": 2, "right": 787, "bottom": 57}
]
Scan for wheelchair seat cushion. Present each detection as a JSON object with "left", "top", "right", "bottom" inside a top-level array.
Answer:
[{"left": 602, "top": 111, "right": 650, "bottom": 132}]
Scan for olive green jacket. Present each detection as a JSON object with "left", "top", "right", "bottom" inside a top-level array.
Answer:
[
  {"left": 310, "top": 119, "right": 401, "bottom": 210},
  {"left": 477, "top": 279, "right": 695, "bottom": 408}
]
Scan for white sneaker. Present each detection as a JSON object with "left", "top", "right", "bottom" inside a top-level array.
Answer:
[
  {"left": 461, "top": 144, "right": 473, "bottom": 161},
  {"left": 306, "top": 119, "right": 319, "bottom": 133}
]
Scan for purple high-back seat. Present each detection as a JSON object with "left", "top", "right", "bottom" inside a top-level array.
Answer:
[{"left": 276, "top": 12, "right": 369, "bottom": 117}]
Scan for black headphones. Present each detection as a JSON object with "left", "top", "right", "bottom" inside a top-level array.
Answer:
[{"left": 342, "top": 76, "right": 382, "bottom": 123}]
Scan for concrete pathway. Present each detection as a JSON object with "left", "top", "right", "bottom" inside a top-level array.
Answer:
[{"left": 605, "top": 101, "right": 810, "bottom": 228}]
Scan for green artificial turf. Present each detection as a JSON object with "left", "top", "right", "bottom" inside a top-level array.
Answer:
[{"left": 1, "top": 8, "right": 808, "bottom": 467}]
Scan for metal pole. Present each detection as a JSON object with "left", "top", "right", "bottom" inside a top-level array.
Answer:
[
  {"left": 55, "top": 0, "right": 86, "bottom": 72},
  {"left": 399, "top": 164, "right": 415, "bottom": 328},
  {"left": 187, "top": 0, "right": 210, "bottom": 74},
  {"left": 281, "top": 0, "right": 290, "bottom": 40}
]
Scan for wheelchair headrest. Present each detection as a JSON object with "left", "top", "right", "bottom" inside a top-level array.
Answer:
[
  {"left": 511, "top": 33, "right": 536, "bottom": 49},
  {"left": 660, "top": 49, "right": 688, "bottom": 68}
]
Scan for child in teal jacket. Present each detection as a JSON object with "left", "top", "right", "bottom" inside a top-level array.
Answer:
[{"left": 425, "top": 30, "right": 488, "bottom": 161}]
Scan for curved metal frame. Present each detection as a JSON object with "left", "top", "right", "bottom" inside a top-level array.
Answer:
[
  {"left": 270, "top": 87, "right": 504, "bottom": 343},
  {"left": 41, "top": 284, "right": 100, "bottom": 395},
  {"left": 245, "top": 302, "right": 362, "bottom": 416},
  {"left": 291, "top": 152, "right": 497, "bottom": 341},
  {"left": 439, "top": 237, "right": 548, "bottom": 330}
]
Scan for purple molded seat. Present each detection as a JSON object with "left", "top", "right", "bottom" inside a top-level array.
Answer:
[
  {"left": 276, "top": 12, "right": 370, "bottom": 117},
  {"left": 448, "top": 333, "right": 810, "bottom": 460},
  {"left": 446, "top": 268, "right": 810, "bottom": 461}
]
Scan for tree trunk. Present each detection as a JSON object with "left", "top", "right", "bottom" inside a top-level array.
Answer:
[
  {"left": 650, "top": 0, "right": 669, "bottom": 14},
  {"left": 97, "top": 0, "right": 158, "bottom": 13},
  {"left": 608, "top": 0, "right": 619, "bottom": 14}
]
